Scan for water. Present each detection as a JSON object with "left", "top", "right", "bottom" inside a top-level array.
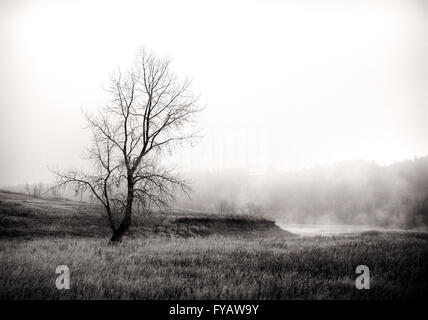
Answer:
[{"left": 276, "top": 223, "right": 404, "bottom": 236}]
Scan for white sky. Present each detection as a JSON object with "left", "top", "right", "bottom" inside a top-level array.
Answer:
[{"left": 0, "top": 0, "right": 427, "bottom": 186}]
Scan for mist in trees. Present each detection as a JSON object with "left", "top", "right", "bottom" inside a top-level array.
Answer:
[{"left": 174, "top": 157, "right": 428, "bottom": 229}]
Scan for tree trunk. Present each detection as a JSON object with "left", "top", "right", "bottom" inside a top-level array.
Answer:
[
  {"left": 109, "top": 178, "right": 134, "bottom": 243},
  {"left": 109, "top": 221, "right": 129, "bottom": 243}
]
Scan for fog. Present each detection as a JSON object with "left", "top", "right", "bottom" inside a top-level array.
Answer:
[
  {"left": 1, "top": 0, "right": 427, "bottom": 186},
  {"left": 1, "top": 0, "right": 427, "bottom": 228},
  {"left": 173, "top": 157, "right": 428, "bottom": 229}
]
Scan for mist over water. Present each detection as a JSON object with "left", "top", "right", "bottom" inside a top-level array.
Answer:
[
  {"left": 275, "top": 224, "right": 402, "bottom": 236},
  {"left": 174, "top": 157, "right": 428, "bottom": 230}
]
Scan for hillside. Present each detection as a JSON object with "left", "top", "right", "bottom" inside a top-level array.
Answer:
[{"left": 0, "top": 190, "right": 291, "bottom": 240}]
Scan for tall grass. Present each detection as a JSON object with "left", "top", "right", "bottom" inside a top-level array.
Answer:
[{"left": 1, "top": 233, "right": 427, "bottom": 299}]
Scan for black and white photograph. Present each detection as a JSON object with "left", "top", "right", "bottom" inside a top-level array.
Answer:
[{"left": 0, "top": 0, "right": 427, "bottom": 309}]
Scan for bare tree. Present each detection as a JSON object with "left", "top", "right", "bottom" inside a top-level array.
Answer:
[{"left": 54, "top": 48, "right": 200, "bottom": 242}]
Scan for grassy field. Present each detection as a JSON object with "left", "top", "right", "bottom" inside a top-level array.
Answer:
[{"left": 1, "top": 190, "right": 427, "bottom": 299}]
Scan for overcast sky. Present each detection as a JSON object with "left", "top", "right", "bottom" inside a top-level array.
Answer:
[{"left": 0, "top": 0, "right": 427, "bottom": 186}]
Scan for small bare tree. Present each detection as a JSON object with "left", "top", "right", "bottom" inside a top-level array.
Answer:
[
  {"left": 32, "top": 182, "right": 44, "bottom": 198},
  {"left": 54, "top": 48, "right": 200, "bottom": 242},
  {"left": 24, "top": 183, "right": 30, "bottom": 195}
]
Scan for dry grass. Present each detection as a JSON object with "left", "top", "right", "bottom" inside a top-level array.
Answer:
[
  {"left": 0, "top": 191, "right": 427, "bottom": 299},
  {"left": 1, "top": 234, "right": 428, "bottom": 299}
]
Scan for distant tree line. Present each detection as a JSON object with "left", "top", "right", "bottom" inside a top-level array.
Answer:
[
  {"left": 22, "top": 182, "right": 63, "bottom": 199},
  {"left": 175, "top": 156, "right": 428, "bottom": 229}
]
